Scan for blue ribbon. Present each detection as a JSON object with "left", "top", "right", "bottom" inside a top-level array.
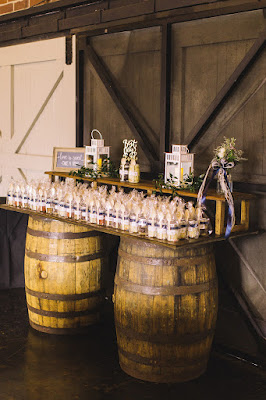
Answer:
[{"left": 223, "top": 169, "right": 233, "bottom": 239}]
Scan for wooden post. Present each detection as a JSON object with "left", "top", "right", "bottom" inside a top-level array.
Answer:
[
  {"left": 240, "top": 199, "right": 250, "bottom": 230},
  {"left": 160, "top": 23, "right": 172, "bottom": 170},
  {"left": 215, "top": 200, "right": 225, "bottom": 236}
]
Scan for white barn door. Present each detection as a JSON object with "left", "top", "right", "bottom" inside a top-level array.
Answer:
[{"left": 0, "top": 36, "right": 76, "bottom": 196}]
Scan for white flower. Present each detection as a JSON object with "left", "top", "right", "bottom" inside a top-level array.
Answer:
[{"left": 217, "top": 147, "right": 226, "bottom": 159}]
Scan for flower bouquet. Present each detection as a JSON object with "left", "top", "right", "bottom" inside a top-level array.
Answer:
[{"left": 214, "top": 137, "right": 246, "bottom": 192}]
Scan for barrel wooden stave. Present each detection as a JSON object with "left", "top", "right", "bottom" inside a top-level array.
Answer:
[
  {"left": 114, "top": 238, "right": 218, "bottom": 383},
  {"left": 24, "top": 216, "right": 105, "bottom": 334}
]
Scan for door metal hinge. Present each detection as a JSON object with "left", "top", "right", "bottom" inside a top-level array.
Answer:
[{"left": 65, "top": 36, "right": 73, "bottom": 65}]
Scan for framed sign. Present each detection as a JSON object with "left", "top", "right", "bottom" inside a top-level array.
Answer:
[{"left": 53, "top": 147, "right": 85, "bottom": 172}]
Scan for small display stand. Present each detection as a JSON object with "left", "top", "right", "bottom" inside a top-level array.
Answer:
[{"left": 45, "top": 171, "right": 254, "bottom": 237}]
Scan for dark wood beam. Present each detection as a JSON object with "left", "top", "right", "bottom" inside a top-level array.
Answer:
[
  {"left": 86, "top": 42, "right": 160, "bottom": 167},
  {"left": 0, "top": 0, "right": 101, "bottom": 23},
  {"left": 155, "top": 0, "right": 218, "bottom": 12},
  {"left": 186, "top": 27, "right": 266, "bottom": 151},
  {"left": 101, "top": 0, "right": 154, "bottom": 23},
  {"left": 2, "top": 0, "right": 266, "bottom": 45},
  {"left": 74, "top": 0, "right": 266, "bottom": 38},
  {"left": 160, "top": 23, "right": 171, "bottom": 168},
  {"left": 76, "top": 43, "right": 85, "bottom": 147}
]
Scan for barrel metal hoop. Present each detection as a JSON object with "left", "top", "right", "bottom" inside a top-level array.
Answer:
[
  {"left": 27, "top": 227, "right": 100, "bottom": 239},
  {"left": 29, "top": 320, "right": 98, "bottom": 335},
  {"left": 114, "top": 275, "right": 217, "bottom": 296},
  {"left": 29, "top": 215, "right": 54, "bottom": 223},
  {"left": 27, "top": 303, "right": 101, "bottom": 318},
  {"left": 121, "top": 236, "right": 213, "bottom": 253},
  {"left": 115, "top": 323, "right": 215, "bottom": 344},
  {"left": 25, "top": 249, "right": 105, "bottom": 263},
  {"left": 118, "top": 346, "right": 208, "bottom": 368},
  {"left": 118, "top": 248, "right": 213, "bottom": 266},
  {"left": 25, "top": 286, "right": 105, "bottom": 301},
  {"left": 119, "top": 361, "right": 206, "bottom": 383}
]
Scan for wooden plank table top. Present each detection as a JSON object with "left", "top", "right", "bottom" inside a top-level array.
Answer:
[
  {"left": 44, "top": 171, "right": 255, "bottom": 202},
  {"left": 0, "top": 204, "right": 259, "bottom": 250}
]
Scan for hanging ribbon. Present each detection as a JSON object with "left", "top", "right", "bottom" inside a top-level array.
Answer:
[{"left": 197, "top": 158, "right": 235, "bottom": 238}]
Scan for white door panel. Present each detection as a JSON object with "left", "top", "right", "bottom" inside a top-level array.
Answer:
[
  {"left": 0, "top": 38, "right": 65, "bottom": 66},
  {"left": 0, "top": 36, "right": 76, "bottom": 196}
]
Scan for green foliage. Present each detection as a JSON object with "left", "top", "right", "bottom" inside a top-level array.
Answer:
[
  {"left": 70, "top": 158, "right": 119, "bottom": 180},
  {"left": 154, "top": 172, "right": 204, "bottom": 197},
  {"left": 101, "top": 158, "right": 119, "bottom": 178},
  {"left": 181, "top": 173, "right": 205, "bottom": 192}
]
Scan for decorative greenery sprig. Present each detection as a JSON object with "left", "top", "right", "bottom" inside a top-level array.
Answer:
[
  {"left": 181, "top": 173, "right": 205, "bottom": 192},
  {"left": 70, "top": 158, "right": 119, "bottom": 180},
  {"left": 154, "top": 172, "right": 204, "bottom": 197}
]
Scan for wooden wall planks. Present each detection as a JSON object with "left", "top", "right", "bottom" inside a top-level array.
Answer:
[
  {"left": 84, "top": 27, "right": 161, "bottom": 171},
  {"left": 171, "top": 10, "right": 266, "bottom": 185}
]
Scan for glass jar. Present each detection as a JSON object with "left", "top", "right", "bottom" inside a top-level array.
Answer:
[
  {"left": 129, "top": 213, "right": 138, "bottom": 233},
  {"left": 119, "top": 163, "right": 129, "bottom": 182},
  {"left": 187, "top": 219, "right": 200, "bottom": 240},
  {"left": 97, "top": 208, "right": 105, "bottom": 226},
  {"left": 19, "top": 194, "right": 23, "bottom": 208},
  {"left": 105, "top": 209, "right": 113, "bottom": 227},
  {"left": 157, "top": 220, "right": 167, "bottom": 240},
  {"left": 113, "top": 211, "right": 120, "bottom": 229},
  {"left": 28, "top": 196, "right": 33, "bottom": 210},
  {"left": 31, "top": 195, "right": 38, "bottom": 211},
  {"left": 90, "top": 206, "right": 97, "bottom": 224},
  {"left": 64, "top": 201, "right": 72, "bottom": 219},
  {"left": 46, "top": 198, "right": 53, "bottom": 214},
  {"left": 121, "top": 213, "right": 129, "bottom": 231},
  {"left": 7, "top": 190, "right": 13, "bottom": 206},
  {"left": 138, "top": 214, "right": 147, "bottom": 235},
  {"left": 14, "top": 192, "right": 20, "bottom": 208},
  {"left": 217, "top": 171, "right": 233, "bottom": 193},
  {"left": 178, "top": 219, "right": 187, "bottom": 240},
  {"left": 73, "top": 202, "right": 81, "bottom": 221},
  {"left": 80, "top": 203, "right": 87, "bottom": 221},
  {"left": 59, "top": 199, "right": 66, "bottom": 218},
  {"left": 147, "top": 219, "right": 156, "bottom": 238},
  {"left": 167, "top": 221, "right": 179, "bottom": 242},
  {"left": 22, "top": 194, "right": 28, "bottom": 209},
  {"left": 199, "top": 217, "right": 210, "bottom": 236},
  {"left": 39, "top": 196, "right": 46, "bottom": 213},
  {"left": 53, "top": 198, "right": 59, "bottom": 215}
]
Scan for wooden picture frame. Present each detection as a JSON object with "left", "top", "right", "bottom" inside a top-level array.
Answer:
[{"left": 53, "top": 147, "right": 85, "bottom": 172}]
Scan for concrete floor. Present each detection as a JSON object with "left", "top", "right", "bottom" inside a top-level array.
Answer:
[{"left": 0, "top": 288, "right": 265, "bottom": 400}]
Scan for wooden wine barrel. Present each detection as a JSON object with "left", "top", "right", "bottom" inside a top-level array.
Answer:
[
  {"left": 24, "top": 215, "right": 105, "bottom": 334},
  {"left": 114, "top": 237, "right": 218, "bottom": 383}
]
